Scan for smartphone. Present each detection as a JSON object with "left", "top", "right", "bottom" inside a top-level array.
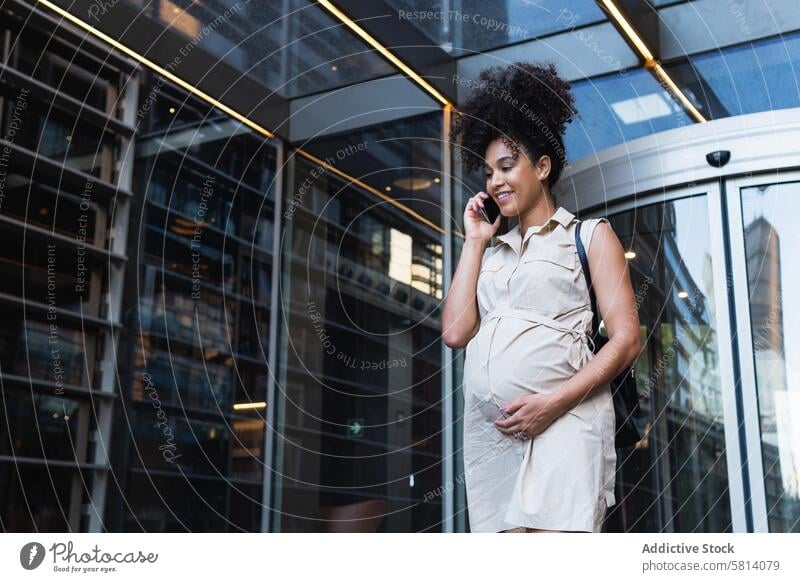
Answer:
[{"left": 478, "top": 194, "right": 501, "bottom": 225}]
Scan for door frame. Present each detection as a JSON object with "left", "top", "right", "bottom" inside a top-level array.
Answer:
[
  {"left": 723, "top": 169, "right": 800, "bottom": 532},
  {"left": 588, "top": 180, "right": 750, "bottom": 532}
]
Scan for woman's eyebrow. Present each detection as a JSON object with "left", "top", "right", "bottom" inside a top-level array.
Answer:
[{"left": 484, "top": 156, "right": 516, "bottom": 169}]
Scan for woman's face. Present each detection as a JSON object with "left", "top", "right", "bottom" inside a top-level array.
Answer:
[{"left": 483, "top": 137, "right": 551, "bottom": 218}]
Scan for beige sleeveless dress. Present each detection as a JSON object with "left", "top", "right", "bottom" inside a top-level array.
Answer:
[{"left": 462, "top": 206, "right": 617, "bottom": 533}]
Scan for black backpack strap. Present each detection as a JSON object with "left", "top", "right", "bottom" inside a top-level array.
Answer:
[{"left": 575, "top": 220, "right": 601, "bottom": 336}]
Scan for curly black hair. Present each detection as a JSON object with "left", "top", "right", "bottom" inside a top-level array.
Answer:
[{"left": 451, "top": 62, "right": 577, "bottom": 189}]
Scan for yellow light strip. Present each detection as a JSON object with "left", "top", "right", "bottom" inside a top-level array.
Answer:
[
  {"left": 599, "top": 0, "right": 706, "bottom": 123},
  {"left": 233, "top": 402, "right": 267, "bottom": 410},
  {"left": 35, "top": 0, "right": 275, "bottom": 139},
  {"left": 317, "top": 0, "right": 451, "bottom": 107},
  {"left": 599, "top": 0, "right": 654, "bottom": 62},
  {"left": 295, "top": 148, "right": 447, "bottom": 237},
  {"left": 651, "top": 62, "right": 707, "bottom": 123}
]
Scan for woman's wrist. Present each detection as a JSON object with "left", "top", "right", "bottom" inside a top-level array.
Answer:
[
  {"left": 464, "top": 237, "right": 489, "bottom": 250},
  {"left": 547, "top": 382, "right": 577, "bottom": 418}
]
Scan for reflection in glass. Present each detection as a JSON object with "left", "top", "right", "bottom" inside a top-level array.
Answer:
[
  {"left": 301, "top": 112, "right": 445, "bottom": 229},
  {"left": 124, "top": 473, "right": 228, "bottom": 532},
  {"left": 0, "top": 391, "right": 83, "bottom": 461},
  {"left": 132, "top": 411, "right": 230, "bottom": 476},
  {"left": 0, "top": 314, "right": 87, "bottom": 387},
  {"left": 741, "top": 181, "right": 800, "bottom": 532},
  {"left": 384, "top": 0, "right": 605, "bottom": 56},
  {"left": 1, "top": 96, "right": 117, "bottom": 177},
  {"left": 132, "top": 344, "right": 233, "bottom": 411},
  {"left": 10, "top": 26, "right": 110, "bottom": 112},
  {"left": 605, "top": 196, "right": 731, "bottom": 532},
  {"left": 565, "top": 69, "right": 693, "bottom": 162},
  {"left": 276, "top": 125, "right": 443, "bottom": 531},
  {"left": 232, "top": 416, "right": 266, "bottom": 481},
  {"left": 122, "top": 70, "right": 277, "bottom": 531},
  {"left": 0, "top": 463, "right": 79, "bottom": 531},
  {"left": 138, "top": 263, "right": 236, "bottom": 353},
  {"left": 126, "top": 0, "right": 394, "bottom": 98},
  {"left": 0, "top": 178, "right": 98, "bottom": 240},
  {"left": 0, "top": 232, "right": 99, "bottom": 316},
  {"left": 667, "top": 32, "right": 800, "bottom": 121}
]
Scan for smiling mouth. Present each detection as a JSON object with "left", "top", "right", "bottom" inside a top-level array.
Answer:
[{"left": 496, "top": 191, "right": 513, "bottom": 201}]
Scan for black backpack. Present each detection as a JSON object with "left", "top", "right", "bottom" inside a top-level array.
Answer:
[{"left": 575, "top": 220, "right": 643, "bottom": 449}]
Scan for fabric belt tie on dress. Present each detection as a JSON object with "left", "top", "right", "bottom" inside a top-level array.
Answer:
[{"left": 478, "top": 305, "right": 596, "bottom": 374}]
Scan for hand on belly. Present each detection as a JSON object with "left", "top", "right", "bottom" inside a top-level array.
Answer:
[{"left": 492, "top": 392, "right": 559, "bottom": 440}]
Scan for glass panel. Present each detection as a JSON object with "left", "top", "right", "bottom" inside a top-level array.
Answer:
[
  {"left": 655, "top": 0, "right": 800, "bottom": 61},
  {"left": 131, "top": 410, "right": 230, "bottom": 476},
  {"left": 0, "top": 230, "right": 103, "bottom": 316},
  {"left": 300, "top": 112, "right": 445, "bottom": 229},
  {"left": 1, "top": 93, "right": 117, "bottom": 178},
  {"left": 124, "top": 473, "right": 228, "bottom": 532},
  {"left": 275, "top": 132, "right": 444, "bottom": 531},
  {"left": 605, "top": 195, "right": 732, "bottom": 532},
  {"left": 123, "top": 0, "right": 395, "bottom": 98},
  {"left": 666, "top": 32, "right": 800, "bottom": 121},
  {"left": 10, "top": 26, "right": 111, "bottom": 112},
  {"left": 0, "top": 175, "right": 99, "bottom": 240},
  {"left": 387, "top": 0, "right": 606, "bottom": 56},
  {"left": 565, "top": 69, "right": 694, "bottom": 162},
  {"left": 228, "top": 483, "right": 263, "bottom": 531},
  {"left": 235, "top": 362, "right": 269, "bottom": 405},
  {"left": 740, "top": 180, "right": 800, "bottom": 532},
  {"left": 124, "top": 69, "right": 278, "bottom": 529},
  {"left": 0, "top": 462, "right": 80, "bottom": 532},
  {"left": 132, "top": 342, "right": 233, "bottom": 411},
  {"left": 0, "top": 306, "right": 90, "bottom": 387},
  {"left": 138, "top": 259, "right": 236, "bottom": 352},
  {"left": 0, "top": 390, "right": 85, "bottom": 461},
  {"left": 231, "top": 415, "right": 266, "bottom": 481}
]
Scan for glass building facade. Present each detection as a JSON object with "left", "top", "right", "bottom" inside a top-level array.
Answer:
[{"left": 1, "top": 0, "right": 800, "bottom": 532}]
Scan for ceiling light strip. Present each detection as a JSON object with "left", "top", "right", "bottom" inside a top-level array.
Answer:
[
  {"left": 35, "top": 0, "right": 276, "bottom": 139},
  {"left": 233, "top": 402, "right": 267, "bottom": 410},
  {"left": 598, "top": 0, "right": 654, "bottom": 62},
  {"left": 317, "top": 0, "right": 451, "bottom": 107},
  {"left": 650, "top": 62, "right": 706, "bottom": 123},
  {"left": 599, "top": 0, "right": 706, "bottom": 123}
]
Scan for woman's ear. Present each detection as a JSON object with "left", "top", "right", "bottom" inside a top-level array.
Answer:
[{"left": 537, "top": 155, "right": 552, "bottom": 182}]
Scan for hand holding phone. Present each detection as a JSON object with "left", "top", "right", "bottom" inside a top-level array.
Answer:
[
  {"left": 464, "top": 192, "right": 501, "bottom": 242},
  {"left": 478, "top": 194, "right": 500, "bottom": 225}
]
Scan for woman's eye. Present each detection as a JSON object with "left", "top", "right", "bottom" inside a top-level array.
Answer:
[{"left": 502, "top": 167, "right": 512, "bottom": 172}]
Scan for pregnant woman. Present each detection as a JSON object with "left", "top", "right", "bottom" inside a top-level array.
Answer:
[{"left": 442, "top": 62, "right": 641, "bottom": 533}]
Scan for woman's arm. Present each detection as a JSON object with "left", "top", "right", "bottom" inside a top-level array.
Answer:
[
  {"left": 495, "top": 220, "right": 642, "bottom": 437},
  {"left": 441, "top": 191, "right": 500, "bottom": 348},
  {"left": 441, "top": 239, "right": 486, "bottom": 349}
]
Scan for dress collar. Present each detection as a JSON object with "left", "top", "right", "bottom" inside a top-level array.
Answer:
[{"left": 494, "top": 206, "right": 576, "bottom": 248}]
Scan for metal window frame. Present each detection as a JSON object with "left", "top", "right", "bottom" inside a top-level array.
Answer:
[
  {"left": 441, "top": 105, "right": 454, "bottom": 533},
  {"left": 261, "top": 140, "right": 286, "bottom": 533}
]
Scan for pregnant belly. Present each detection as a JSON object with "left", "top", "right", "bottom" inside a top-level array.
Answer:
[
  {"left": 482, "top": 318, "right": 580, "bottom": 404},
  {"left": 463, "top": 315, "right": 611, "bottom": 436}
]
